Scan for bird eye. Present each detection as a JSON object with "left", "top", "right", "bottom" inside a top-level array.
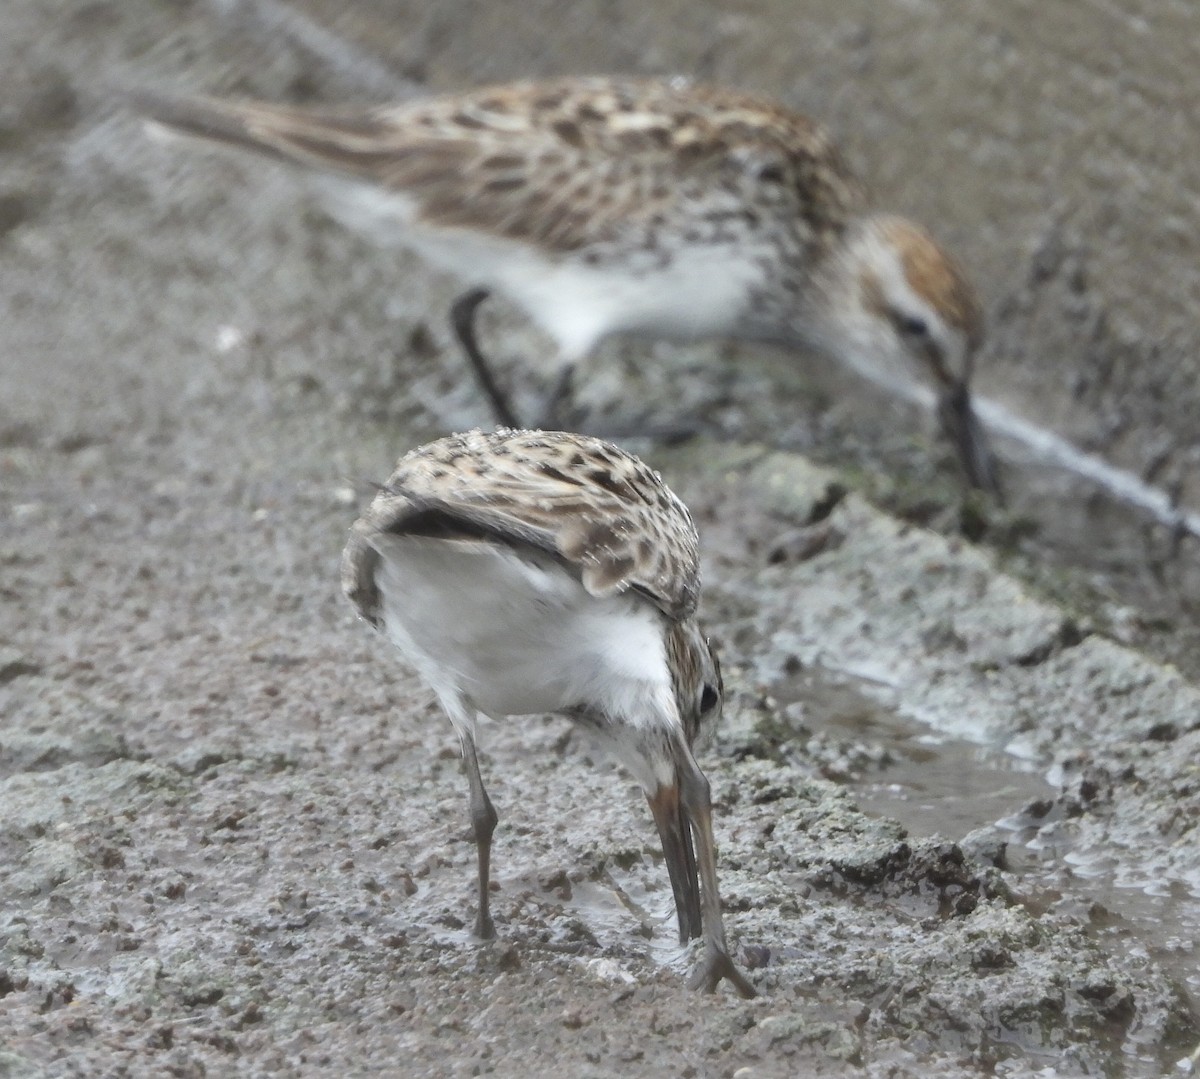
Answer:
[
  {"left": 699, "top": 682, "right": 721, "bottom": 714},
  {"left": 896, "top": 313, "right": 929, "bottom": 338}
]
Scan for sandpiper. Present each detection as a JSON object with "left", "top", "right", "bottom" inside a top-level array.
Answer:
[
  {"left": 138, "top": 76, "right": 999, "bottom": 492},
  {"left": 342, "top": 428, "right": 755, "bottom": 996}
]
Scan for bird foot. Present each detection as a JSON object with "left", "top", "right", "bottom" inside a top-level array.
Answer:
[
  {"left": 559, "top": 410, "right": 701, "bottom": 446},
  {"left": 474, "top": 910, "right": 496, "bottom": 941},
  {"left": 687, "top": 946, "right": 757, "bottom": 998},
  {"left": 597, "top": 418, "right": 701, "bottom": 446}
]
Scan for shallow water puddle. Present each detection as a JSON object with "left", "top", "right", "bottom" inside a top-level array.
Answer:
[
  {"left": 772, "top": 666, "right": 1051, "bottom": 840},
  {"left": 997, "top": 808, "right": 1200, "bottom": 998},
  {"left": 778, "top": 665, "right": 1200, "bottom": 998}
]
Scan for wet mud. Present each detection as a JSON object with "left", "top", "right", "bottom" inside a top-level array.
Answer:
[{"left": 3, "top": 1, "right": 1200, "bottom": 1076}]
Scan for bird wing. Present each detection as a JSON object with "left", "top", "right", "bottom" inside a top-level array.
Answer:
[
  {"left": 136, "top": 77, "right": 861, "bottom": 255},
  {"left": 342, "top": 429, "right": 701, "bottom": 628}
]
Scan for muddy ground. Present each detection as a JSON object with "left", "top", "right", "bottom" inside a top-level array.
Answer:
[{"left": 2, "top": 1, "right": 1200, "bottom": 1076}]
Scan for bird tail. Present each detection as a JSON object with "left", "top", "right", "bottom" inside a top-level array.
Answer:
[{"left": 129, "top": 89, "right": 405, "bottom": 177}]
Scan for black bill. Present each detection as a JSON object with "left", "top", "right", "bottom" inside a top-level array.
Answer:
[
  {"left": 647, "top": 783, "right": 703, "bottom": 945},
  {"left": 937, "top": 380, "right": 1004, "bottom": 500}
]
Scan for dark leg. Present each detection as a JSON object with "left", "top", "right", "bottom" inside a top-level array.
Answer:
[
  {"left": 552, "top": 356, "right": 705, "bottom": 443},
  {"left": 536, "top": 364, "right": 577, "bottom": 431},
  {"left": 450, "top": 288, "right": 522, "bottom": 429},
  {"left": 581, "top": 414, "right": 702, "bottom": 446},
  {"left": 536, "top": 363, "right": 698, "bottom": 442},
  {"left": 460, "top": 732, "right": 499, "bottom": 939}
]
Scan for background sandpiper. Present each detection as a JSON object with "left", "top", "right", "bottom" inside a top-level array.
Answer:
[{"left": 138, "top": 76, "right": 1000, "bottom": 493}]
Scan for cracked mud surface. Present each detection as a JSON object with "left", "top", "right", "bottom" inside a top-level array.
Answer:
[{"left": 3, "top": 1, "right": 1200, "bottom": 1076}]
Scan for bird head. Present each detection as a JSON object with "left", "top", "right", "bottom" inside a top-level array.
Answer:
[
  {"left": 814, "top": 215, "right": 1001, "bottom": 495},
  {"left": 668, "top": 620, "right": 723, "bottom": 750}
]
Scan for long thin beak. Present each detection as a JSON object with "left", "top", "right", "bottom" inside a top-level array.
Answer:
[
  {"left": 646, "top": 783, "right": 703, "bottom": 945},
  {"left": 937, "top": 380, "right": 1005, "bottom": 501}
]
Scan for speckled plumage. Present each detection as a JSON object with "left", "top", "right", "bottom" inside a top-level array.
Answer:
[
  {"left": 343, "top": 427, "right": 701, "bottom": 626},
  {"left": 138, "top": 76, "right": 859, "bottom": 264},
  {"left": 342, "top": 429, "right": 753, "bottom": 996},
  {"left": 141, "top": 76, "right": 1000, "bottom": 491}
]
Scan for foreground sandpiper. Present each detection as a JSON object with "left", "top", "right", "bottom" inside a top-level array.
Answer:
[
  {"left": 342, "top": 428, "right": 755, "bottom": 996},
  {"left": 138, "top": 75, "right": 999, "bottom": 492}
]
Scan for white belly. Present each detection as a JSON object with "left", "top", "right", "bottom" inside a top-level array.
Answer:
[
  {"left": 368, "top": 533, "right": 673, "bottom": 724},
  {"left": 492, "top": 244, "right": 767, "bottom": 360},
  {"left": 315, "top": 181, "right": 766, "bottom": 361}
]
